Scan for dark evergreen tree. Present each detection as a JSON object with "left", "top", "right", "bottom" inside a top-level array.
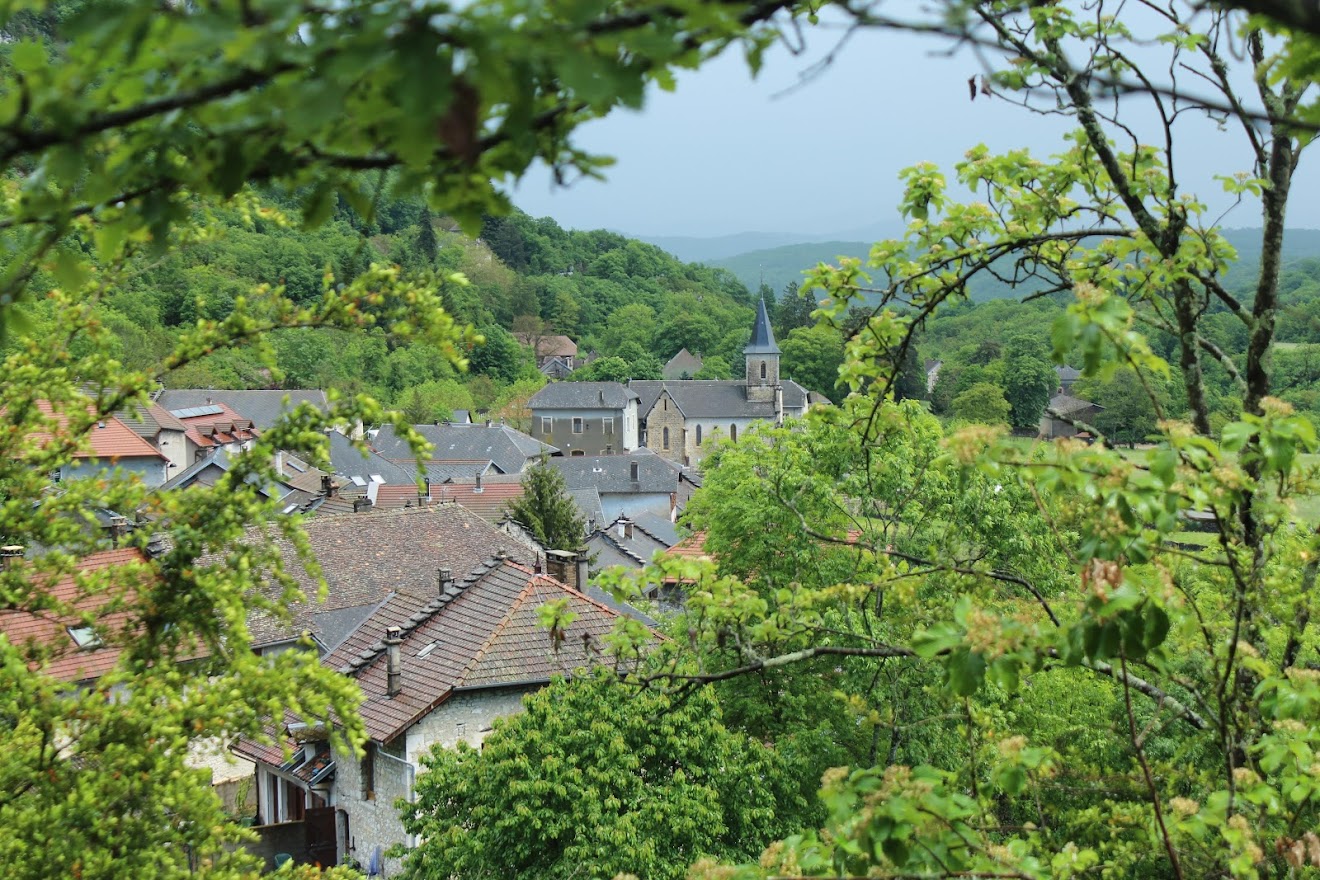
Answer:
[
  {"left": 506, "top": 458, "right": 586, "bottom": 551},
  {"left": 774, "top": 281, "right": 815, "bottom": 337}
]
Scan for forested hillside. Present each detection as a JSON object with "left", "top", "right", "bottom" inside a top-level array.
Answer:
[{"left": 3, "top": 195, "right": 763, "bottom": 420}]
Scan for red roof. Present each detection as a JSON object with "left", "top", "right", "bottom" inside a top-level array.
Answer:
[
  {"left": 0, "top": 548, "right": 151, "bottom": 683},
  {"left": 433, "top": 480, "right": 524, "bottom": 522},
  {"left": 173, "top": 402, "right": 259, "bottom": 450},
  {"left": 26, "top": 401, "right": 166, "bottom": 462}
]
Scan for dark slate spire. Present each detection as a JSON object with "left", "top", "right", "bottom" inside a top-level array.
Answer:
[{"left": 743, "top": 298, "right": 780, "bottom": 355}]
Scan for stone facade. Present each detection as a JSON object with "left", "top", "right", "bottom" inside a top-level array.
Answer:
[
  {"left": 644, "top": 390, "right": 688, "bottom": 466},
  {"left": 332, "top": 686, "right": 538, "bottom": 875}
]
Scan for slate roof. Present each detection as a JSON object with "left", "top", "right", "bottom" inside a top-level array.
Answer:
[
  {"left": 539, "top": 356, "right": 575, "bottom": 380},
  {"left": 528, "top": 382, "right": 639, "bottom": 410},
  {"left": 547, "top": 449, "right": 678, "bottom": 495},
  {"left": 321, "top": 557, "right": 652, "bottom": 743},
  {"left": 158, "top": 390, "right": 332, "bottom": 431},
  {"left": 743, "top": 298, "right": 781, "bottom": 355},
  {"left": 161, "top": 449, "right": 295, "bottom": 503},
  {"left": 628, "top": 380, "right": 810, "bottom": 419},
  {"left": 1055, "top": 365, "right": 1082, "bottom": 385},
  {"left": 1046, "top": 392, "right": 1102, "bottom": 417},
  {"left": 587, "top": 523, "right": 670, "bottom": 569},
  {"left": 324, "top": 430, "right": 413, "bottom": 484},
  {"left": 371, "top": 423, "right": 555, "bottom": 476},
  {"left": 662, "top": 348, "right": 704, "bottom": 380},
  {"left": 117, "top": 401, "right": 188, "bottom": 439},
  {"left": 0, "top": 548, "right": 151, "bottom": 683},
  {"left": 234, "top": 505, "right": 532, "bottom": 649},
  {"left": 567, "top": 487, "right": 606, "bottom": 528}
]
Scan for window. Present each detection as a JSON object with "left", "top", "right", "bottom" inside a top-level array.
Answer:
[
  {"left": 696, "top": 424, "right": 702, "bottom": 445},
  {"left": 603, "top": 417, "right": 613, "bottom": 435},
  {"left": 760, "top": 361, "right": 767, "bottom": 380},
  {"left": 361, "top": 743, "right": 376, "bottom": 800},
  {"left": 571, "top": 450, "right": 585, "bottom": 456},
  {"left": 662, "top": 427, "right": 670, "bottom": 450},
  {"left": 541, "top": 417, "right": 552, "bottom": 434},
  {"left": 572, "top": 417, "right": 584, "bottom": 434},
  {"left": 730, "top": 423, "right": 737, "bottom": 442},
  {"left": 662, "top": 397, "right": 668, "bottom": 411},
  {"left": 67, "top": 626, "right": 102, "bottom": 649}
]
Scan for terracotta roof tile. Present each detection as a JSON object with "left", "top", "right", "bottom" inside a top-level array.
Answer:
[{"left": 0, "top": 548, "right": 152, "bottom": 683}]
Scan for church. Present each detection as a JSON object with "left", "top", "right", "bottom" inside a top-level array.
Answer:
[
  {"left": 528, "top": 300, "right": 819, "bottom": 466},
  {"left": 629, "top": 299, "right": 814, "bottom": 466}
]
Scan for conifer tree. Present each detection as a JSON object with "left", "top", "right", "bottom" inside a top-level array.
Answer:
[{"left": 507, "top": 458, "right": 586, "bottom": 550}]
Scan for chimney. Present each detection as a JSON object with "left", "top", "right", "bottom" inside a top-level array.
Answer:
[
  {"left": 274, "top": 450, "right": 284, "bottom": 474},
  {"left": 485, "top": 419, "right": 493, "bottom": 428},
  {"left": 107, "top": 515, "right": 130, "bottom": 543},
  {"left": 438, "top": 567, "right": 453, "bottom": 594},
  {"left": 544, "top": 549, "right": 575, "bottom": 586},
  {"left": 474, "top": 473, "right": 483, "bottom": 493},
  {"left": 629, "top": 461, "right": 639, "bottom": 482},
  {"left": 774, "top": 385, "right": 784, "bottom": 426},
  {"left": 0, "top": 546, "right": 24, "bottom": 570},
  {"left": 624, "top": 519, "right": 633, "bottom": 540},
  {"left": 575, "top": 548, "right": 589, "bottom": 590},
  {"left": 321, "top": 474, "right": 333, "bottom": 497},
  {"left": 423, "top": 477, "right": 432, "bottom": 502},
  {"left": 385, "top": 626, "right": 403, "bottom": 697}
]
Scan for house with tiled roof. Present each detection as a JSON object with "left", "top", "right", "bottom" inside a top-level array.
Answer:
[
  {"left": 514, "top": 332, "right": 578, "bottom": 368},
  {"left": 232, "top": 520, "right": 654, "bottom": 872},
  {"left": 527, "top": 381, "right": 640, "bottom": 455},
  {"left": 158, "top": 389, "right": 333, "bottom": 432},
  {"left": 117, "top": 401, "right": 190, "bottom": 475},
  {"left": 546, "top": 448, "right": 678, "bottom": 521},
  {"left": 1040, "top": 392, "right": 1103, "bottom": 439},
  {"left": 27, "top": 402, "right": 170, "bottom": 488},
  {"left": 167, "top": 401, "right": 259, "bottom": 464},
  {"left": 585, "top": 513, "right": 683, "bottom": 574}
]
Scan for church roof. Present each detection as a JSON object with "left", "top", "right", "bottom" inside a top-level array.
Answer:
[{"left": 743, "top": 298, "right": 780, "bottom": 355}]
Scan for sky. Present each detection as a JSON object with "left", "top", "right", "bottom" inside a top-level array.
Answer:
[{"left": 509, "top": 19, "right": 1318, "bottom": 240}]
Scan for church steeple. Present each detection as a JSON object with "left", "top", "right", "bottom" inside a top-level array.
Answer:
[{"left": 744, "top": 298, "right": 780, "bottom": 401}]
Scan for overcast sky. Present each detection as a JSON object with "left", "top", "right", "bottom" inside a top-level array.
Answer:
[{"left": 510, "top": 21, "right": 1318, "bottom": 240}]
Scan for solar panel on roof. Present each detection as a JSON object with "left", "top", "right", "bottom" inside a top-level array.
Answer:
[{"left": 169, "top": 404, "right": 226, "bottom": 418}]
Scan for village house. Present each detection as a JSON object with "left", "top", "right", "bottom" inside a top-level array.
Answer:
[
  {"left": 31, "top": 403, "right": 171, "bottom": 488},
  {"left": 229, "top": 505, "right": 652, "bottom": 872},
  {"left": 584, "top": 513, "right": 682, "bottom": 575},
  {"left": 662, "top": 348, "right": 703, "bottom": 380},
  {"left": 546, "top": 448, "right": 679, "bottom": 522},
  {"left": 514, "top": 332, "right": 578, "bottom": 370},
  {"left": 1040, "top": 392, "right": 1104, "bottom": 439},
  {"left": 527, "top": 381, "right": 641, "bottom": 455},
  {"left": 117, "top": 400, "right": 190, "bottom": 475}
]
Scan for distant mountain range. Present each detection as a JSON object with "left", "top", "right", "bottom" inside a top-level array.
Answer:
[
  {"left": 635, "top": 221, "right": 902, "bottom": 264},
  {"left": 652, "top": 226, "right": 1320, "bottom": 304}
]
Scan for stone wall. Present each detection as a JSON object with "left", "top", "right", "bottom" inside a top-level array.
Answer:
[
  {"left": 643, "top": 393, "right": 687, "bottom": 466},
  {"left": 405, "top": 687, "right": 536, "bottom": 762}
]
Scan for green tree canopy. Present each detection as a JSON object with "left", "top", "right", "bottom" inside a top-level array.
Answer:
[
  {"left": 400, "top": 672, "right": 802, "bottom": 880},
  {"left": 505, "top": 458, "right": 585, "bottom": 550},
  {"left": 949, "top": 380, "right": 1011, "bottom": 425}
]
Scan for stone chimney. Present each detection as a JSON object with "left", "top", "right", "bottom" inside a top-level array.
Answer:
[
  {"left": 438, "top": 567, "right": 453, "bottom": 594},
  {"left": 0, "top": 545, "right": 24, "bottom": 570},
  {"left": 617, "top": 518, "right": 633, "bottom": 540},
  {"left": 423, "top": 477, "right": 432, "bottom": 503},
  {"left": 774, "top": 384, "right": 784, "bottom": 426},
  {"left": 385, "top": 626, "right": 403, "bottom": 697},
  {"left": 106, "top": 515, "right": 130, "bottom": 543},
  {"left": 544, "top": 549, "right": 577, "bottom": 588},
  {"left": 575, "top": 547, "right": 589, "bottom": 590},
  {"left": 474, "top": 473, "right": 483, "bottom": 493},
  {"left": 321, "top": 474, "right": 334, "bottom": 497}
]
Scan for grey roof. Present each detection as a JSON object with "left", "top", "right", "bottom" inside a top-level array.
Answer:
[
  {"left": 567, "top": 487, "right": 606, "bottom": 528},
  {"left": 1047, "top": 393, "right": 1102, "bottom": 416},
  {"left": 117, "top": 401, "right": 187, "bottom": 438},
  {"left": 1056, "top": 365, "right": 1082, "bottom": 382},
  {"left": 631, "top": 512, "right": 680, "bottom": 546},
  {"left": 663, "top": 348, "right": 704, "bottom": 380},
  {"left": 743, "top": 298, "right": 780, "bottom": 355},
  {"left": 158, "top": 390, "right": 332, "bottom": 431},
  {"left": 629, "top": 380, "right": 810, "bottom": 420},
  {"left": 161, "top": 449, "right": 294, "bottom": 503},
  {"left": 451, "top": 410, "right": 472, "bottom": 424},
  {"left": 586, "top": 518, "right": 671, "bottom": 568},
  {"left": 325, "top": 430, "right": 414, "bottom": 484},
  {"left": 547, "top": 449, "right": 678, "bottom": 495},
  {"left": 528, "top": 381, "right": 639, "bottom": 410},
  {"left": 371, "top": 423, "right": 556, "bottom": 475},
  {"left": 423, "top": 461, "right": 495, "bottom": 482}
]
